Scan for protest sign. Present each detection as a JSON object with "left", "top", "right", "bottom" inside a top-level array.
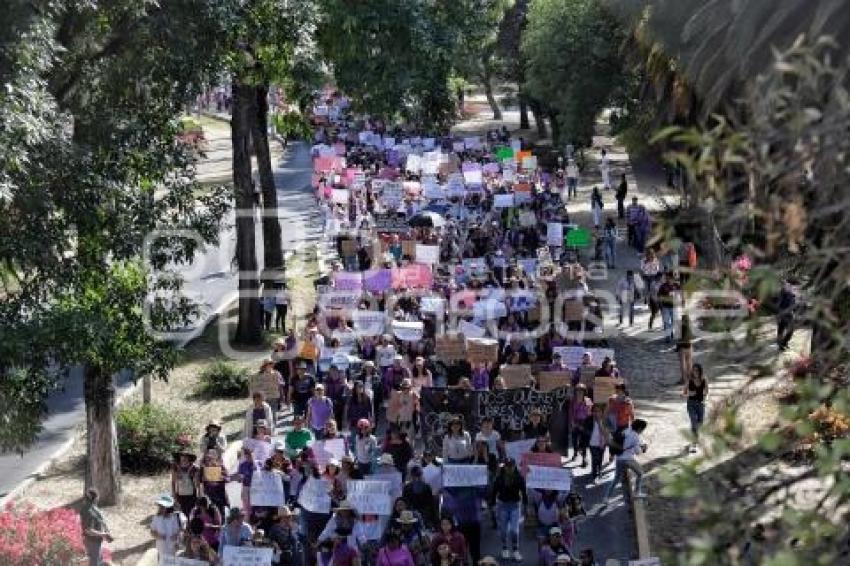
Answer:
[
  {"left": 467, "top": 338, "right": 499, "bottom": 363},
  {"left": 443, "top": 464, "right": 488, "bottom": 487},
  {"left": 160, "top": 557, "right": 208, "bottom": 566},
  {"left": 298, "top": 477, "right": 331, "bottom": 513},
  {"left": 500, "top": 364, "right": 532, "bottom": 389},
  {"left": 503, "top": 168, "right": 515, "bottom": 183},
  {"left": 422, "top": 178, "right": 445, "bottom": 200},
  {"left": 222, "top": 545, "right": 274, "bottom": 566},
  {"left": 517, "top": 258, "right": 537, "bottom": 276},
  {"left": 495, "top": 146, "right": 514, "bottom": 160},
  {"left": 463, "top": 169, "right": 483, "bottom": 186},
  {"left": 242, "top": 439, "right": 273, "bottom": 464},
  {"left": 203, "top": 466, "right": 222, "bottom": 482},
  {"left": 459, "top": 320, "right": 487, "bottom": 339},
  {"left": 593, "top": 376, "right": 620, "bottom": 404},
  {"left": 510, "top": 139, "right": 522, "bottom": 152},
  {"left": 419, "top": 296, "right": 445, "bottom": 314},
  {"left": 565, "top": 227, "right": 592, "bottom": 248},
  {"left": 563, "top": 299, "right": 585, "bottom": 321},
  {"left": 318, "top": 290, "right": 361, "bottom": 309},
  {"left": 446, "top": 174, "right": 465, "bottom": 197},
  {"left": 463, "top": 137, "right": 482, "bottom": 150},
  {"left": 537, "top": 371, "right": 572, "bottom": 393},
  {"left": 374, "top": 215, "right": 408, "bottom": 233},
  {"left": 579, "top": 367, "right": 598, "bottom": 387},
  {"left": 318, "top": 347, "right": 354, "bottom": 372},
  {"left": 522, "top": 155, "right": 538, "bottom": 171},
  {"left": 494, "top": 194, "right": 515, "bottom": 208},
  {"left": 526, "top": 465, "right": 572, "bottom": 491},
  {"left": 405, "top": 154, "right": 422, "bottom": 173},
  {"left": 478, "top": 387, "right": 570, "bottom": 433},
  {"left": 330, "top": 188, "right": 349, "bottom": 205},
  {"left": 552, "top": 346, "right": 585, "bottom": 369},
  {"left": 392, "top": 321, "right": 424, "bottom": 342},
  {"left": 381, "top": 182, "right": 404, "bottom": 208},
  {"left": 505, "top": 439, "right": 536, "bottom": 464},
  {"left": 392, "top": 264, "right": 433, "bottom": 289},
  {"left": 452, "top": 141, "right": 465, "bottom": 153},
  {"left": 415, "top": 244, "right": 440, "bottom": 264},
  {"left": 436, "top": 336, "right": 467, "bottom": 360},
  {"left": 547, "top": 222, "right": 563, "bottom": 246},
  {"left": 249, "top": 372, "right": 279, "bottom": 402},
  {"left": 402, "top": 240, "right": 417, "bottom": 259},
  {"left": 351, "top": 310, "right": 386, "bottom": 336},
  {"left": 520, "top": 452, "right": 563, "bottom": 476},
  {"left": 311, "top": 438, "right": 347, "bottom": 470},
  {"left": 518, "top": 211, "right": 536, "bottom": 227},
  {"left": 249, "top": 470, "right": 285, "bottom": 507},
  {"left": 363, "top": 268, "right": 393, "bottom": 292},
  {"left": 333, "top": 271, "right": 363, "bottom": 291},
  {"left": 346, "top": 480, "right": 393, "bottom": 515}
]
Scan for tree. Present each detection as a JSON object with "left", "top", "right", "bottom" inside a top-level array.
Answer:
[
  {"left": 521, "top": 0, "right": 627, "bottom": 146},
  {"left": 0, "top": 0, "right": 230, "bottom": 503}
]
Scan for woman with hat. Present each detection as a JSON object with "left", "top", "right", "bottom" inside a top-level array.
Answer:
[
  {"left": 171, "top": 449, "right": 200, "bottom": 517},
  {"left": 188, "top": 496, "right": 222, "bottom": 552},
  {"left": 268, "top": 506, "right": 304, "bottom": 566},
  {"left": 199, "top": 449, "right": 230, "bottom": 517},
  {"left": 198, "top": 419, "right": 227, "bottom": 459},
  {"left": 318, "top": 499, "right": 360, "bottom": 548},
  {"left": 150, "top": 494, "right": 184, "bottom": 559},
  {"left": 393, "top": 509, "right": 429, "bottom": 565},
  {"left": 540, "top": 526, "right": 573, "bottom": 566}
]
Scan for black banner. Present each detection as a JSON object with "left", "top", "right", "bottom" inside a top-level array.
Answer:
[{"left": 419, "top": 388, "right": 481, "bottom": 455}]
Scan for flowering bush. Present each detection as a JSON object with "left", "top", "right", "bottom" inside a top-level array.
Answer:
[{"left": 0, "top": 504, "right": 86, "bottom": 565}]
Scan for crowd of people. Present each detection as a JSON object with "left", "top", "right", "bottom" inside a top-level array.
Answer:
[{"left": 116, "top": 93, "right": 710, "bottom": 566}]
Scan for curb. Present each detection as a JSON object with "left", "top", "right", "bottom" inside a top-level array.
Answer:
[{"left": 625, "top": 472, "right": 652, "bottom": 559}]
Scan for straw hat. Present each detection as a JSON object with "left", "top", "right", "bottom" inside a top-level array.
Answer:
[{"left": 396, "top": 510, "right": 418, "bottom": 524}]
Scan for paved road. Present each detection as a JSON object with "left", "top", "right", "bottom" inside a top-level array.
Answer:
[{"left": 0, "top": 138, "right": 317, "bottom": 503}]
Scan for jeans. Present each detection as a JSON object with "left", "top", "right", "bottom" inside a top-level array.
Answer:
[
  {"left": 497, "top": 501, "right": 521, "bottom": 549},
  {"left": 619, "top": 299, "right": 635, "bottom": 325},
  {"left": 589, "top": 445, "right": 605, "bottom": 479},
  {"left": 661, "top": 307, "right": 675, "bottom": 339},
  {"left": 687, "top": 399, "right": 705, "bottom": 437},
  {"left": 84, "top": 536, "right": 102, "bottom": 566},
  {"left": 604, "top": 239, "right": 616, "bottom": 268},
  {"left": 603, "top": 458, "right": 644, "bottom": 499}
]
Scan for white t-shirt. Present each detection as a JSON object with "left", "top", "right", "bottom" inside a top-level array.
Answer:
[
  {"left": 151, "top": 512, "right": 185, "bottom": 558},
  {"left": 475, "top": 429, "right": 501, "bottom": 457}
]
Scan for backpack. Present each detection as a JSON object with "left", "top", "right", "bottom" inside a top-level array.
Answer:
[{"left": 609, "top": 429, "right": 626, "bottom": 456}]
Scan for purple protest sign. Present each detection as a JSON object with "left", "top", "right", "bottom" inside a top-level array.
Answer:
[
  {"left": 334, "top": 271, "right": 363, "bottom": 291},
  {"left": 363, "top": 269, "right": 393, "bottom": 292},
  {"left": 483, "top": 162, "right": 501, "bottom": 174}
]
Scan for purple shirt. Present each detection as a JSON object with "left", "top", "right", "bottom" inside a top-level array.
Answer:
[
  {"left": 308, "top": 396, "right": 334, "bottom": 430},
  {"left": 237, "top": 459, "right": 257, "bottom": 487},
  {"left": 472, "top": 369, "right": 490, "bottom": 391}
]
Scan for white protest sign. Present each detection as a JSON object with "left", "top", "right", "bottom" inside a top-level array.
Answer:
[
  {"left": 503, "top": 168, "right": 515, "bottom": 183},
  {"left": 547, "top": 222, "right": 563, "bottom": 246},
  {"left": 406, "top": 154, "right": 422, "bottom": 173},
  {"left": 383, "top": 136, "right": 396, "bottom": 148},
  {"left": 517, "top": 258, "right": 537, "bottom": 276},
  {"left": 447, "top": 174, "right": 465, "bottom": 197},
  {"left": 463, "top": 169, "right": 483, "bottom": 186},
  {"left": 452, "top": 141, "right": 465, "bottom": 153},
  {"left": 372, "top": 470, "right": 403, "bottom": 500},
  {"left": 420, "top": 296, "right": 445, "bottom": 314},
  {"left": 310, "top": 438, "right": 347, "bottom": 470},
  {"left": 422, "top": 177, "right": 444, "bottom": 200},
  {"left": 494, "top": 194, "right": 515, "bottom": 208},
  {"left": 242, "top": 439, "right": 272, "bottom": 464},
  {"left": 464, "top": 137, "right": 482, "bottom": 150},
  {"left": 346, "top": 480, "right": 393, "bottom": 515},
  {"left": 392, "top": 320, "right": 424, "bottom": 342},
  {"left": 249, "top": 470, "right": 285, "bottom": 507},
  {"left": 222, "top": 545, "right": 274, "bottom": 566},
  {"left": 518, "top": 211, "right": 536, "bottom": 227},
  {"left": 552, "top": 346, "right": 584, "bottom": 369},
  {"left": 522, "top": 156, "right": 538, "bottom": 170},
  {"left": 459, "top": 320, "right": 486, "bottom": 339},
  {"left": 442, "top": 464, "right": 489, "bottom": 487},
  {"left": 331, "top": 188, "right": 349, "bottom": 204},
  {"left": 423, "top": 138, "right": 436, "bottom": 150},
  {"left": 510, "top": 139, "right": 522, "bottom": 152},
  {"left": 159, "top": 557, "right": 208, "bottom": 566},
  {"left": 298, "top": 477, "right": 331, "bottom": 513},
  {"left": 415, "top": 245, "right": 440, "bottom": 264},
  {"left": 351, "top": 310, "right": 386, "bottom": 337},
  {"left": 526, "top": 465, "right": 572, "bottom": 491},
  {"left": 505, "top": 439, "right": 536, "bottom": 464}
]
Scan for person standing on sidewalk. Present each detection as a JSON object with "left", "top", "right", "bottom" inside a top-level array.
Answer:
[
  {"left": 490, "top": 459, "right": 528, "bottom": 561},
  {"left": 599, "top": 149, "right": 611, "bottom": 190},
  {"left": 80, "top": 488, "right": 113, "bottom": 566},
  {"left": 616, "top": 270, "right": 642, "bottom": 326},
  {"left": 566, "top": 159, "right": 579, "bottom": 201},
  {"left": 602, "top": 217, "right": 617, "bottom": 269},
  {"left": 657, "top": 272, "right": 681, "bottom": 343},
  {"left": 684, "top": 363, "right": 708, "bottom": 452},
  {"left": 625, "top": 197, "right": 641, "bottom": 248},
  {"left": 615, "top": 173, "right": 628, "bottom": 219}
]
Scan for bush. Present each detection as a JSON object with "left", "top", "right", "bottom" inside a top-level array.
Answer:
[
  {"left": 117, "top": 404, "right": 193, "bottom": 474},
  {"left": 199, "top": 360, "right": 249, "bottom": 398},
  {"left": 0, "top": 505, "right": 86, "bottom": 565}
]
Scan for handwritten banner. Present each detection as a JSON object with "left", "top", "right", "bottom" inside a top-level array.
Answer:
[
  {"left": 392, "top": 320, "right": 424, "bottom": 342},
  {"left": 593, "top": 376, "right": 620, "bottom": 404},
  {"left": 333, "top": 271, "right": 363, "bottom": 291},
  {"left": 311, "top": 438, "right": 347, "bottom": 470},
  {"left": 250, "top": 470, "right": 285, "bottom": 507},
  {"left": 436, "top": 336, "right": 466, "bottom": 360},
  {"left": 351, "top": 310, "right": 386, "bottom": 336},
  {"left": 547, "top": 222, "right": 563, "bottom": 246},
  {"left": 467, "top": 338, "right": 499, "bottom": 363},
  {"left": 160, "top": 557, "right": 208, "bottom": 566},
  {"left": 520, "top": 452, "right": 563, "bottom": 477},
  {"left": 392, "top": 264, "right": 433, "bottom": 289},
  {"left": 242, "top": 439, "right": 273, "bottom": 464},
  {"left": 478, "top": 387, "right": 570, "bottom": 432},
  {"left": 346, "top": 480, "right": 393, "bottom": 515},
  {"left": 363, "top": 268, "right": 393, "bottom": 292},
  {"left": 222, "top": 545, "right": 274, "bottom": 566},
  {"left": 536, "top": 371, "right": 572, "bottom": 393},
  {"left": 298, "top": 477, "right": 331, "bottom": 513},
  {"left": 415, "top": 244, "right": 440, "bottom": 264},
  {"left": 526, "top": 465, "right": 572, "bottom": 491},
  {"left": 443, "top": 464, "right": 488, "bottom": 487},
  {"left": 505, "top": 439, "right": 536, "bottom": 464}
]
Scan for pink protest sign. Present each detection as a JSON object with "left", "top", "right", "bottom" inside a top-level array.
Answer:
[
  {"left": 392, "top": 264, "right": 433, "bottom": 290},
  {"left": 314, "top": 156, "right": 336, "bottom": 173},
  {"left": 363, "top": 269, "right": 393, "bottom": 293},
  {"left": 520, "top": 452, "right": 562, "bottom": 477}
]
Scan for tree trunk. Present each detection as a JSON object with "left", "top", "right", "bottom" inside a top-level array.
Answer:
[
  {"left": 549, "top": 112, "right": 561, "bottom": 146},
  {"left": 84, "top": 365, "right": 121, "bottom": 506},
  {"left": 530, "top": 99, "right": 547, "bottom": 139},
  {"left": 253, "top": 82, "right": 285, "bottom": 286},
  {"left": 482, "top": 54, "right": 502, "bottom": 121},
  {"left": 518, "top": 92, "right": 530, "bottom": 130},
  {"left": 232, "top": 79, "right": 263, "bottom": 345}
]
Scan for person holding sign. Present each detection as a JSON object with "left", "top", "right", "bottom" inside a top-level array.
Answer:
[
  {"left": 199, "top": 449, "right": 230, "bottom": 517},
  {"left": 442, "top": 416, "right": 474, "bottom": 464},
  {"left": 177, "top": 534, "right": 218, "bottom": 564},
  {"left": 490, "top": 459, "right": 528, "bottom": 561}
]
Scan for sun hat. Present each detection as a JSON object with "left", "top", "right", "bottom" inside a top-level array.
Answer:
[
  {"left": 393, "top": 354, "right": 404, "bottom": 361},
  {"left": 397, "top": 510, "right": 418, "bottom": 524},
  {"left": 327, "top": 458, "right": 341, "bottom": 468},
  {"left": 261, "top": 358, "right": 274, "bottom": 367},
  {"left": 155, "top": 494, "right": 175, "bottom": 508},
  {"left": 315, "top": 383, "right": 325, "bottom": 390},
  {"left": 206, "top": 419, "right": 222, "bottom": 431},
  {"left": 549, "top": 526, "right": 562, "bottom": 535},
  {"left": 379, "top": 453, "right": 395, "bottom": 466},
  {"left": 401, "top": 378, "right": 412, "bottom": 389},
  {"left": 273, "top": 440, "right": 286, "bottom": 452},
  {"left": 363, "top": 360, "right": 376, "bottom": 368},
  {"left": 273, "top": 338, "right": 286, "bottom": 347}
]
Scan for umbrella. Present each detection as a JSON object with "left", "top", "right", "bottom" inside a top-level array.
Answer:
[{"left": 408, "top": 211, "right": 446, "bottom": 229}]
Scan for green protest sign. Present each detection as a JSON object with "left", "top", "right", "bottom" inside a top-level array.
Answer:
[
  {"left": 495, "top": 146, "right": 514, "bottom": 160},
  {"left": 565, "top": 227, "right": 592, "bottom": 248}
]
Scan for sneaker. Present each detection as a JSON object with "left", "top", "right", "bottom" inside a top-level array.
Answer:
[{"left": 513, "top": 550, "right": 523, "bottom": 561}]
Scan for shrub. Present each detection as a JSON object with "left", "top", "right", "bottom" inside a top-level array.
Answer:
[
  {"left": 199, "top": 360, "right": 249, "bottom": 398},
  {"left": 117, "top": 404, "right": 193, "bottom": 474},
  {"left": 0, "top": 505, "right": 86, "bottom": 565}
]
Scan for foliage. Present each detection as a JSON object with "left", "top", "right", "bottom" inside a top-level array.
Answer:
[
  {"left": 117, "top": 403, "right": 193, "bottom": 474},
  {"left": 652, "top": 39, "right": 850, "bottom": 564},
  {"left": 521, "top": 0, "right": 628, "bottom": 146},
  {"left": 0, "top": 505, "right": 87, "bottom": 565},
  {"left": 272, "top": 110, "right": 313, "bottom": 141},
  {"left": 199, "top": 360, "right": 250, "bottom": 398}
]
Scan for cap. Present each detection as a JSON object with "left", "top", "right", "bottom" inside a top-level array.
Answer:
[
  {"left": 273, "top": 440, "right": 286, "bottom": 452},
  {"left": 206, "top": 419, "right": 222, "bottom": 430},
  {"left": 549, "top": 526, "right": 562, "bottom": 535},
  {"left": 327, "top": 458, "right": 341, "bottom": 468},
  {"left": 554, "top": 555, "right": 572, "bottom": 564},
  {"left": 155, "top": 494, "right": 175, "bottom": 508}
]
